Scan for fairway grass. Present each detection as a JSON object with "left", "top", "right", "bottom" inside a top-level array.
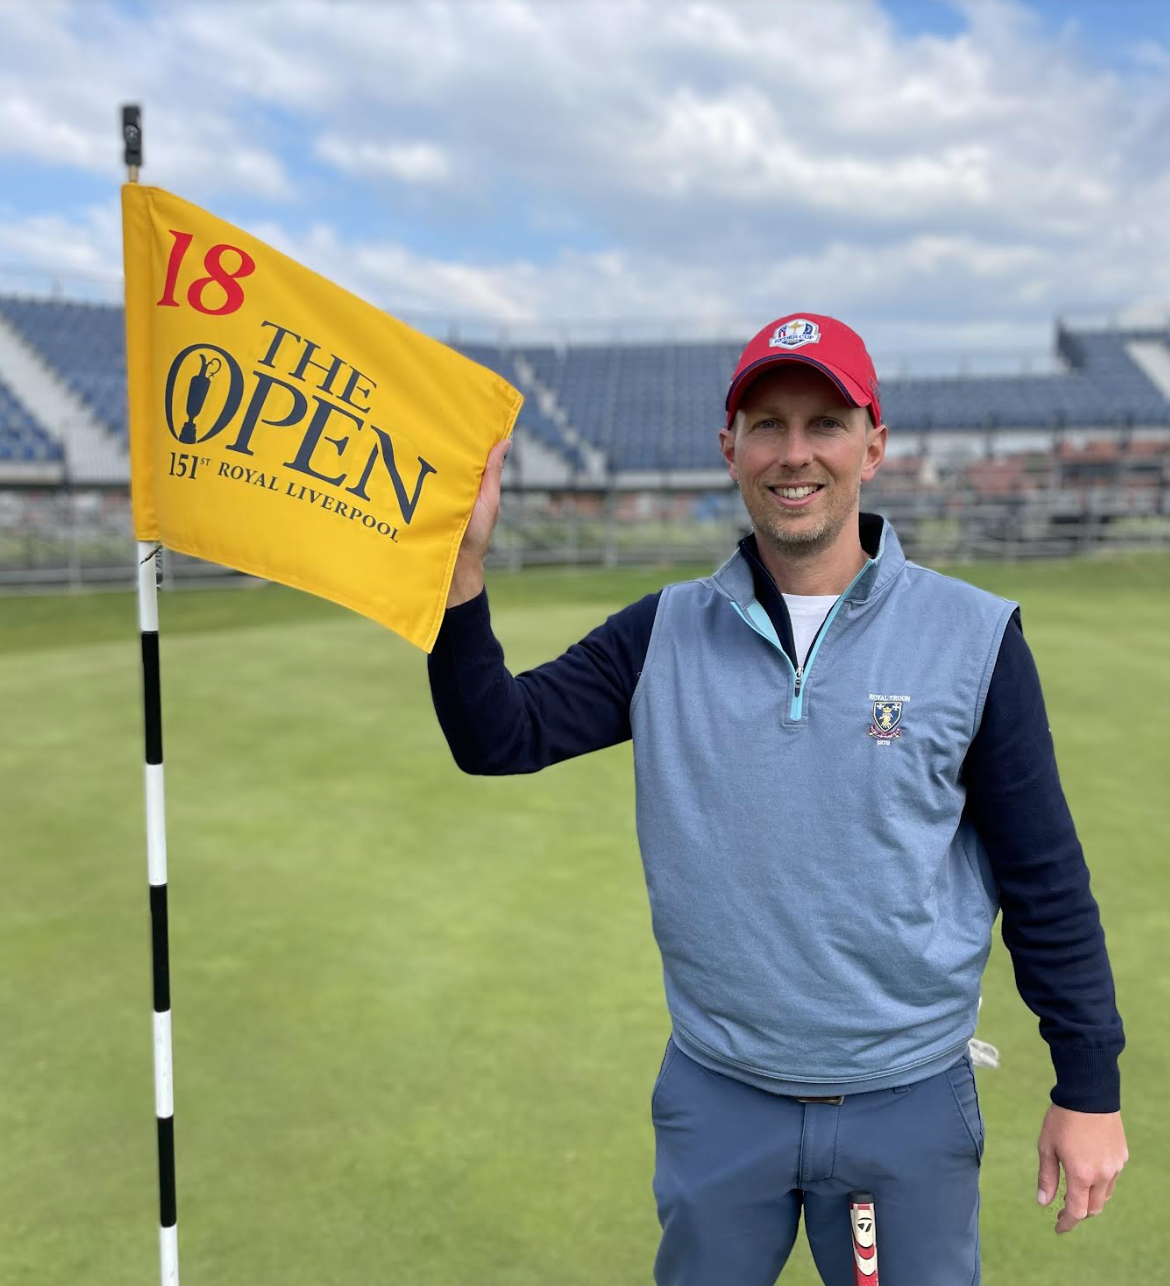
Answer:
[{"left": 2, "top": 554, "right": 1167, "bottom": 1285}]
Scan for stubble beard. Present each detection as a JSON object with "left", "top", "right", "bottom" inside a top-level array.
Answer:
[{"left": 746, "top": 477, "right": 859, "bottom": 558}]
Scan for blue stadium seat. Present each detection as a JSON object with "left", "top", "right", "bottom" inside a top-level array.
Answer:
[
  {"left": 3, "top": 295, "right": 1168, "bottom": 472},
  {"left": 453, "top": 342, "right": 587, "bottom": 471},
  {"left": 0, "top": 373, "right": 64, "bottom": 463},
  {"left": 0, "top": 296, "right": 128, "bottom": 439}
]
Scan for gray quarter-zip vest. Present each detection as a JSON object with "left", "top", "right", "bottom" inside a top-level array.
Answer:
[{"left": 629, "top": 519, "right": 1017, "bottom": 1096}]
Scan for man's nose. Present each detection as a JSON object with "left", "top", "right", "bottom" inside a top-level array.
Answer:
[{"left": 776, "top": 427, "right": 815, "bottom": 469}]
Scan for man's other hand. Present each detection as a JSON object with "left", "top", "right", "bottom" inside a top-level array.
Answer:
[{"left": 1036, "top": 1104, "right": 1128, "bottom": 1234}]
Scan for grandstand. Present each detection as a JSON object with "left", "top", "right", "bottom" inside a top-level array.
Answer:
[
  {"left": 0, "top": 374, "right": 61, "bottom": 474},
  {"left": 1, "top": 292, "right": 1168, "bottom": 584}
]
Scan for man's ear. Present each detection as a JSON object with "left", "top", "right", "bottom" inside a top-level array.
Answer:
[
  {"left": 861, "top": 421, "right": 887, "bottom": 483},
  {"left": 718, "top": 425, "right": 739, "bottom": 483}
]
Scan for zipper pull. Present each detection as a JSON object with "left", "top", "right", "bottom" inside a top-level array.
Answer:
[{"left": 794, "top": 666, "right": 803, "bottom": 695}]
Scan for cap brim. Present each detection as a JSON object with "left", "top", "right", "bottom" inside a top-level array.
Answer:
[{"left": 726, "top": 354, "right": 873, "bottom": 427}]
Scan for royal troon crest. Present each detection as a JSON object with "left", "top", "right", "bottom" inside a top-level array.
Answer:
[{"left": 868, "top": 700, "right": 903, "bottom": 740}]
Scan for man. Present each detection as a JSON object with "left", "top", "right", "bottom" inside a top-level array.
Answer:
[{"left": 427, "top": 313, "right": 1127, "bottom": 1285}]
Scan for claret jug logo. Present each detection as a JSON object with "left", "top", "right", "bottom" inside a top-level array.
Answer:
[
  {"left": 167, "top": 344, "right": 240, "bottom": 445},
  {"left": 176, "top": 352, "right": 223, "bottom": 442}
]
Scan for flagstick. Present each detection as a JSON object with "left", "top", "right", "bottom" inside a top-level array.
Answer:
[
  {"left": 139, "top": 542, "right": 180, "bottom": 1284},
  {"left": 123, "top": 102, "right": 180, "bottom": 1286}
]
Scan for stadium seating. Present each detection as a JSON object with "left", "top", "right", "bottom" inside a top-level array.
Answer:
[
  {"left": 0, "top": 373, "right": 63, "bottom": 463},
  {"left": 455, "top": 343, "right": 588, "bottom": 471},
  {"left": 518, "top": 333, "right": 1170, "bottom": 469},
  {"left": 0, "top": 297, "right": 128, "bottom": 439},
  {"left": 520, "top": 341, "right": 742, "bottom": 471},
  {"left": 2, "top": 290, "right": 1168, "bottom": 477}
]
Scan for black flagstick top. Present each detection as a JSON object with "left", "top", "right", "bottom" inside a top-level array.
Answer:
[{"left": 122, "top": 103, "right": 142, "bottom": 182}]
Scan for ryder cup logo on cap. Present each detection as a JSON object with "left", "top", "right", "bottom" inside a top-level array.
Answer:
[{"left": 769, "top": 318, "right": 821, "bottom": 350}]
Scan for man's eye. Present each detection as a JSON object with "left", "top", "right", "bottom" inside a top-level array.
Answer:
[{"left": 816, "top": 418, "right": 842, "bottom": 429}]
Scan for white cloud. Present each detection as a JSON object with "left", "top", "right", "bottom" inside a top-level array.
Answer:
[
  {"left": 1129, "top": 38, "right": 1170, "bottom": 72},
  {"left": 0, "top": 0, "right": 294, "bottom": 200},
  {"left": 0, "top": 202, "right": 123, "bottom": 296},
  {"left": 0, "top": 0, "right": 1167, "bottom": 351},
  {"left": 314, "top": 135, "right": 451, "bottom": 185}
]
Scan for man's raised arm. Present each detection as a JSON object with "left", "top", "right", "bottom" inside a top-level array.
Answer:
[{"left": 428, "top": 439, "right": 658, "bottom": 775}]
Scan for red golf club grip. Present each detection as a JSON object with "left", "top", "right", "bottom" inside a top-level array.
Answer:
[{"left": 849, "top": 1191, "right": 879, "bottom": 1284}]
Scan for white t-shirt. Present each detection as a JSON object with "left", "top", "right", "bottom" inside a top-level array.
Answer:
[{"left": 782, "top": 593, "right": 839, "bottom": 667}]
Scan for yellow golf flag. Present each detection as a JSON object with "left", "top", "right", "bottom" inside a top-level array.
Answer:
[{"left": 122, "top": 185, "right": 522, "bottom": 651}]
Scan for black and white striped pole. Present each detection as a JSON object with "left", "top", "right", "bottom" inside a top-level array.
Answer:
[
  {"left": 124, "top": 102, "right": 181, "bottom": 1286},
  {"left": 139, "top": 541, "right": 179, "bottom": 1284}
]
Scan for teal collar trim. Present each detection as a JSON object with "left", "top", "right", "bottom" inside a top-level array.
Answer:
[{"left": 743, "top": 598, "right": 783, "bottom": 651}]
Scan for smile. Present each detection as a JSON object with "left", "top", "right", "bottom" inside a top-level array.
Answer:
[{"left": 768, "top": 483, "right": 824, "bottom": 508}]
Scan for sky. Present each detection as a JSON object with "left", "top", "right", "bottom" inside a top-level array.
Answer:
[{"left": 0, "top": 0, "right": 1168, "bottom": 363}]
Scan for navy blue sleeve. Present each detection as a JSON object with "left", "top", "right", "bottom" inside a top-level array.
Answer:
[
  {"left": 427, "top": 587, "right": 660, "bottom": 774},
  {"left": 965, "top": 611, "right": 1125, "bottom": 1113}
]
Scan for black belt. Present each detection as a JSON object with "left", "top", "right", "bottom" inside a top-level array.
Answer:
[{"left": 793, "top": 1094, "right": 844, "bottom": 1105}]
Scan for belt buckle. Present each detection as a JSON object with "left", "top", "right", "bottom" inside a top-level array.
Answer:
[{"left": 795, "top": 1094, "right": 844, "bottom": 1105}]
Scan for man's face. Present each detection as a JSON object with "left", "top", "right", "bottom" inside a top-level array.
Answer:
[{"left": 719, "top": 364, "right": 886, "bottom": 556}]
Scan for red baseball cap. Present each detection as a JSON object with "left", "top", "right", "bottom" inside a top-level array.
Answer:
[{"left": 725, "top": 313, "right": 881, "bottom": 428}]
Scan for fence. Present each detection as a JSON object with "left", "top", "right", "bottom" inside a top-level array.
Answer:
[{"left": 2, "top": 454, "right": 1168, "bottom": 597}]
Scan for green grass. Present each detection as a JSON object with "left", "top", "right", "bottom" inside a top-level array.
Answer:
[{"left": 2, "top": 554, "right": 1167, "bottom": 1285}]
